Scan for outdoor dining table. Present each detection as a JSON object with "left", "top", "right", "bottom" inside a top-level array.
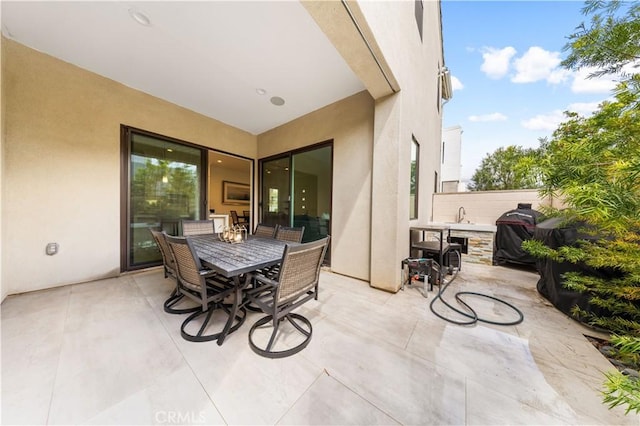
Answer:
[{"left": 188, "top": 234, "right": 289, "bottom": 345}]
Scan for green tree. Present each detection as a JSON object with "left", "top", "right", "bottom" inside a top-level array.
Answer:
[
  {"left": 523, "top": 89, "right": 640, "bottom": 414},
  {"left": 468, "top": 143, "right": 546, "bottom": 191},
  {"left": 131, "top": 159, "right": 198, "bottom": 219},
  {"left": 525, "top": 2, "right": 640, "bottom": 414}
]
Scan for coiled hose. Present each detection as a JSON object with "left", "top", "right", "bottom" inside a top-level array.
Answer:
[{"left": 428, "top": 251, "right": 524, "bottom": 326}]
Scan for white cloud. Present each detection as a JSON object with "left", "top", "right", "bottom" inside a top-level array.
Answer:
[
  {"left": 469, "top": 112, "right": 508, "bottom": 122},
  {"left": 547, "top": 68, "right": 573, "bottom": 84},
  {"left": 567, "top": 101, "right": 602, "bottom": 116},
  {"left": 480, "top": 46, "right": 516, "bottom": 79},
  {"left": 451, "top": 75, "right": 464, "bottom": 91},
  {"left": 521, "top": 110, "right": 564, "bottom": 131},
  {"left": 521, "top": 102, "right": 602, "bottom": 132},
  {"left": 511, "top": 46, "right": 565, "bottom": 84},
  {"left": 571, "top": 67, "right": 619, "bottom": 94},
  {"left": 622, "top": 60, "right": 640, "bottom": 75}
]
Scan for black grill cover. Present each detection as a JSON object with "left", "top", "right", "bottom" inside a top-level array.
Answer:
[
  {"left": 493, "top": 203, "right": 544, "bottom": 265},
  {"left": 533, "top": 217, "right": 612, "bottom": 322}
]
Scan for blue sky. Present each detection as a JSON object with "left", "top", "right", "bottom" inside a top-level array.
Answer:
[{"left": 441, "top": 1, "right": 619, "bottom": 181}]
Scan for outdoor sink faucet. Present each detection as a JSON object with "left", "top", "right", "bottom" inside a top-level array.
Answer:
[{"left": 457, "top": 206, "right": 466, "bottom": 223}]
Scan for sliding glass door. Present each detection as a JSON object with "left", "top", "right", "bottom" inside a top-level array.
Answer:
[
  {"left": 260, "top": 142, "right": 332, "bottom": 261},
  {"left": 260, "top": 156, "right": 290, "bottom": 228},
  {"left": 291, "top": 145, "right": 332, "bottom": 244},
  {"left": 122, "top": 127, "right": 206, "bottom": 270}
]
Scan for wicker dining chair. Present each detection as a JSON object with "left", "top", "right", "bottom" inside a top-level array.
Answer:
[
  {"left": 253, "top": 223, "right": 278, "bottom": 238},
  {"left": 267, "top": 225, "right": 306, "bottom": 280},
  {"left": 165, "top": 235, "right": 246, "bottom": 342},
  {"left": 274, "top": 226, "right": 305, "bottom": 243},
  {"left": 181, "top": 219, "right": 215, "bottom": 236},
  {"left": 246, "top": 236, "right": 329, "bottom": 358},
  {"left": 229, "top": 210, "right": 248, "bottom": 227},
  {"left": 149, "top": 229, "right": 199, "bottom": 314}
]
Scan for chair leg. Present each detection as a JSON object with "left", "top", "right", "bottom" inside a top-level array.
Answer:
[
  {"left": 248, "top": 313, "right": 312, "bottom": 358},
  {"left": 216, "top": 285, "right": 243, "bottom": 346},
  {"left": 163, "top": 287, "right": 200, "bottom": 315},
  {"left": 265, "top": 317, "right": 282, "bottom": 352},
  {"left": 181, "top": 303, "right": 246, "bottom": 342}
]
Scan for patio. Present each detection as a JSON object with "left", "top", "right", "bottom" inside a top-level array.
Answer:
[{"left": 1, "top": 262, "right": 633, "bottom": 425}]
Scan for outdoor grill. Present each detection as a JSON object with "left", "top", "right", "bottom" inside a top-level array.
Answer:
[
  {"left": 493, "top": 203, "right": 544, "bottom": 266},
  {"left": 533, "top": 217, "right": 612, "bottom": 322}
]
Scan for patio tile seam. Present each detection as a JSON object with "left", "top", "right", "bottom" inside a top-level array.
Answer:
[
  {"left": 403, "top": 317, "right": 420, "bottom": 351},
  {"left": 327, "top": 370, "right": 404, "bottom": 426},
  {"left": 131, "top": 275, "right": 229, "bottom": 425},
  {"left": 274, "top": 369, "right": 325, "bottom": 425},
  {"left": 45, "top": 280, "right": 74, "bottom": 425},
  {"left": 287, "top": 365, "right": 405, "bottom": 426},
  {"left": 48, "top": 275, "right": 182, "bottom": 424}
]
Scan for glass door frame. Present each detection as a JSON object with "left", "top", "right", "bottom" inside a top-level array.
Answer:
[
  {"left": 120, "top": 125, "right": 255, "bottom": 272},
  {"left": 258, "top": 140, "right": 333, "bottom": 250}
]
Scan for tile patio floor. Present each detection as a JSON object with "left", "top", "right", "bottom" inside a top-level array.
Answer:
[{"left": 1, "top": 262, "right": 635, "bottom": 425}]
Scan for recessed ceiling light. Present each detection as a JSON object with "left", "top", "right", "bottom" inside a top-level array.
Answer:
[
  {"left": 256, "top": 88, "right": 266, "bottom": 96},
  {"left": 217, "top": 159, "right": 222, "bottom": 163},
  {"left": 167, "top": 148, "right": 173, "bottom": 152},
  {"left": 129, "top": 8, "right": 151, "bottom": 26},
  {"left": 270, "top": 96, "right": 285, "bottom": 106}
]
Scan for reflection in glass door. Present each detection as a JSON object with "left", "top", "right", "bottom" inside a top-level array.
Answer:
[
  {"left": 125, "top": 130, "right": 203, "bottom": 269},
  {"left": 260, "top": 143, "right": 332, "bottom": 262},
  {"left": 261, "top": 156, "right": 290, "bottom": 228},
  {"left": 292, "top": 145, "right": 332, "bottom": 246}
]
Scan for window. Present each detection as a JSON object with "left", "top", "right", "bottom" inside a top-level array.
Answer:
[
  {"left": 415, "top": 0, "right": 424, "bottom": 41},
  {"left": 410, "top": 136, "right": 419, "bottom": 219},
  {"left": 442, "top": 141, "right": 445, "bottom": 163}
]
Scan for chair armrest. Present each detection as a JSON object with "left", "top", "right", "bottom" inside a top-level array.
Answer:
[
  {"left": 253, "top": 273, "right": 279, "bottom": 288},
  {"left": 199, "top": 269, "right": 218, "bottom": 277}
]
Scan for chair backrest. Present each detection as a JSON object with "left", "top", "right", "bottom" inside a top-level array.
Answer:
[
  {"left": 230, "top": 210, "right": 240, "bottom": 226},
  {"left": 254, "top": 223, "right": 278, "bottom": 238},
  {"left": 243, "top": 210, "right": 250, "bottom": 217},
  {"left": 149, "top": 229, "right": 176, "bottom": 275},
  {"left": 182, "top": 219, "right": 215, "bottom": 236},
  {"left": 165, "top": 235, "right": 205, "bottom": 292},
  {"left": 275, "top": 226, "right": 305, "bottom": 243},
  {"left": 276, "top": 236, "right": 329, "bottom": 305}
]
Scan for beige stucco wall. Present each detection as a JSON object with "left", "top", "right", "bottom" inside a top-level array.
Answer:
[
  {"left": 2, "top": 38, "right": 256, "bottom": 296},
  {"left": 258, "top": 91, "right": 374, "bottom": 281},
  {"left": 361, "top": 1, "right": 444, "bottom": 291},
  {"left": 432, "top": 189, "right": 559, "bottom": 225},
  {"left": 0, "top": 33, "right": 5, "bottom": 300}
]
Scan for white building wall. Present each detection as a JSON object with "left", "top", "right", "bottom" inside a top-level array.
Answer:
[{"left": 441, "top": 125, "right": 462, "bottom": 192}]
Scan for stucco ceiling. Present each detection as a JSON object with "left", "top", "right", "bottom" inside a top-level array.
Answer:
[{"left": 1, "top": 1, "right": 366, "bottom": 135}]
